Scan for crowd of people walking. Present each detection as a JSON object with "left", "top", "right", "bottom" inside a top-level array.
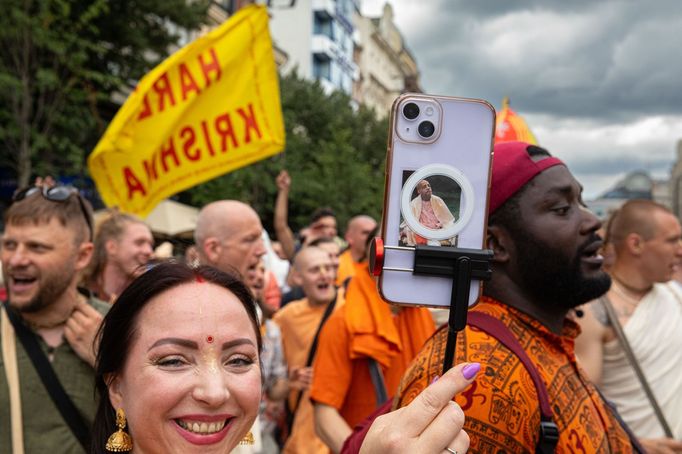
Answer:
[{"left": 2, "top": 141, "right": 681, "bottom": 453}]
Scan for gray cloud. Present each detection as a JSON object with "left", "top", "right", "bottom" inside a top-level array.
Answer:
[
  {"left": 362, "top": 0, "right": 682, "bottom": 198},
  {"left": 395, "top": 0, "right": 682, "bottom": 121}
]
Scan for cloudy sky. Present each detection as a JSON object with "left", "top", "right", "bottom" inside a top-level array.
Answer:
[{"left": 361, "top": 0, "right": 682, "bottom": 199}]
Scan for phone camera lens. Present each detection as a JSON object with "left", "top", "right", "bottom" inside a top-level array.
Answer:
[
  {"left": 418, "top": 120, "right": 435, "bottom": 138},
  {"left": 402, "top": 102, "right": 420, "bottom": 120}
]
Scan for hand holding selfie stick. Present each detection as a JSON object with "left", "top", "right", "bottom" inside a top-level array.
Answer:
[{"left": 370, "top": 239, "right": 492, "bottom": 375}]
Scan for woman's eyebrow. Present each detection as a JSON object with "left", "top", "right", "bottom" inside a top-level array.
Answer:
[
  {"left": 148, "top": 337, "right": 198, "bottom": 351},
  {"left": 221, "top": 338, "right": 255, "bottom": 350}
]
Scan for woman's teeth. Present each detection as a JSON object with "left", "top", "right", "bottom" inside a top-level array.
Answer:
[{"left": 176, "top": 419, "right": 226, "bottom": 434}]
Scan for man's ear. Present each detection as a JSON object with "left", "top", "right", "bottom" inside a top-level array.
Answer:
[
  {"left": 487, "top": 225, "right": 510, "bottom": 264},
  {"left": 105, "top": 238, "right": 118, "bottom": 256},
  {"left": 75, "top": 242, "right": 94, "bottom": 273},
  {"left": 291, "top": 268, "right": 303, "bottom": 287},
  {"left": 203, "top": 237, "right": 221, "bottom": 264},
  {"left": 626, "top": 233, "right": 644, "bottom": 256},
  {"left": 106, "top": 373, "right": 124, "bottom": 410}
]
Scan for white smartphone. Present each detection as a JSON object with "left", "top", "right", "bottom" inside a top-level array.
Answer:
[{"left": 378, "top": 93, "right": 495, "bottom": 308}]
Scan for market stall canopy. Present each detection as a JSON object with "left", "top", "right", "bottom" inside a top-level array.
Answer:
[{"left": 143, "top": 199, "right": 199, "bottom": 238}]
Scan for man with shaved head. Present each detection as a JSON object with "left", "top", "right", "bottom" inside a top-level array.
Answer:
[
  {"left": 576, "top": 200, "right": 682, "bottom": 451},
  {"left": 194, "top": 200, "right": 266, "bottom": 278},
  {"left": 336, "top": 215, "right": 377, "bottom": 286},
  {"left": 273, "top": 246, "right": 340, "bottom": 454}
]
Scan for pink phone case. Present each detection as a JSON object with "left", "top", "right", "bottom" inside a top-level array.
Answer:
[{"left": 378, "top": 93, "right": 495, "bottom": 308}]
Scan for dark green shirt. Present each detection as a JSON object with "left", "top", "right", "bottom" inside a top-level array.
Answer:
[{"left": 0, "top": 296, "right": 109, "bottom": 454}]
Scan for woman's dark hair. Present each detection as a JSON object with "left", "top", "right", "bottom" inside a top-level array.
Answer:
[{"left": 90, "top": 261, "right": 262, "bottom": 453}]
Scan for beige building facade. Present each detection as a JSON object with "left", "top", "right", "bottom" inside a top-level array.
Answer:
[
  {"left": 353, "top": 3, "right": 421, "bottom": 118},
  {"left": 669, "top": 139, "right": 682, "bottom": 218}
]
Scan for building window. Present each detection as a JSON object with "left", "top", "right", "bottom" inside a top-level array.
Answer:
[
  {"left": 314, "top": 15, "right": 334, "bottom": 39},
  {"left": 313, "top": 55, "right": 331, "bottom": 80}
]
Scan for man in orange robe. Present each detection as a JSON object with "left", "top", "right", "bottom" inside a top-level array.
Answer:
[
  {"left": 273, "top": 246, "right": 342, "bottom": 454},
  {"left": 335, "top": 215, "right": 377, "bottom": 287},
  {"left": 310, "top": 260, "right": 435, "bottom": 452}
]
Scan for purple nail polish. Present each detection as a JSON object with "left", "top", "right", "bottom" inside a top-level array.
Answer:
[
  {"left": 430, "top": 375, "right": 440, "bottom": 384},
  {"left": 462, "top": 363, "right": 481, "bottom": 380}
]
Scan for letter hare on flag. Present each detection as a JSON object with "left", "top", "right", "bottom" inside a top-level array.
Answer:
[{"left": 87, "top": 5, "right": 285, "bottom": 216}]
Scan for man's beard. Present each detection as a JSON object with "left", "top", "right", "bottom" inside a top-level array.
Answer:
[
  {"left": 512, "top": 228, "right": 611, "bottom": 310},
  {"left": 14, "top": 268, "right": 75, "bottom": 314}
]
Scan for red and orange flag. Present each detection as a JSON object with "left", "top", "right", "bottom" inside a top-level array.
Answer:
[{"left": 494, "top": 97, "right": 537, "bottom": 144}]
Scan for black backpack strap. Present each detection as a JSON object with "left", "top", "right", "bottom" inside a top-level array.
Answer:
[
  {"left": 367, "top": 358, "right": 388, "bottom": 407},
  {"left": 467, "top": 312, "right": 558, "bottom": 454},
  {"left": 287, "top": 292, "right": 338, "bottom": 428},
  {"left": 3, "top": 303, "right": 90, "bottom": 451}
]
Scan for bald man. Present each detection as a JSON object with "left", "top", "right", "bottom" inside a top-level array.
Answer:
[
  {"left": 401, "top": 179, "right": 456, "bottom": 246},
  {"left": 336, "top": 215, "right": 377, "bottom": 286},
  {"left": 274, "top": 247, "right": 340, "bottom": 454},
  {"left": 576, "top": 200, "right": 682, "bottom": 451},
  {"left": 194, "top": 200, "right": 266, "bottom": 277}
]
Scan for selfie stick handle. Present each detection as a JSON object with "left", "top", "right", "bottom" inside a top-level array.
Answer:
[
  {"left": 412, "top": 246, "right": 493, "bottom": 375},
  {"left": 441, "top": 256, "right": 471, "bottom": 372}
]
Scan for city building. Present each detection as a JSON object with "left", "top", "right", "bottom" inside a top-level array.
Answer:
[
  {"left": 587, "top": 170, "right": 672, "bottom": 221},
  {"left": 668, "top": 139, "right": 682, "bottom": 218},
  {"left": 352, "top": 3, "right": 421, "bottom": 117},
  {"left": 186, "top": 1, "right": 289, "bottom": 68},
  {"left": 268, "top": 0, "right": 360, "bottom": 95}
]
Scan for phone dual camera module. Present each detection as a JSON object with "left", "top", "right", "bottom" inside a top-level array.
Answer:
[{"left": 397, "top": 98, "right": 441, "bottom": 143}]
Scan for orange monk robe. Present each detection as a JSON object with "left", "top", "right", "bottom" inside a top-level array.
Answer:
[
  {"left": 310, "top": 263, "right": 435, "bottom": 428},
  {"left": 263, "top": 270, "right": 282, "bottom": 310},
  {"left": 273, "top": 291, "right": 344, "bottom": 454},
  {"left": 336, "top": 249, "right": 356, "bottom": 287},
  {"left": 394, "top": 297, "right": 634, "bottom": 453}
]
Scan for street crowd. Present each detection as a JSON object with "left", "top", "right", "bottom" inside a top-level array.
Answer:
[{"left": 2, "top": 141, "right": 682, "bottom": 453}]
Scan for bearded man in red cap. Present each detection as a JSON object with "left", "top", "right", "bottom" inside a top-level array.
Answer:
[{"left": 340, "top": 142, "right": 642, "bottom": 453}]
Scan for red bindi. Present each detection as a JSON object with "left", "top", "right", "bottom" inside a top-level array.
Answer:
[
  {"left": 195, "top": 275, "right": 205, "bottom": 283},
  {"left": 206, "top": 335, "right": 214, "bottom": 343}
]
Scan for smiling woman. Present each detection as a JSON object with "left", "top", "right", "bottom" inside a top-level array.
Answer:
[
  {"left": 90, "top": 261, "right": 476, "bottom": 454},
  {"left": 91, "top": 261, "right": 263, "bottom": 454}
]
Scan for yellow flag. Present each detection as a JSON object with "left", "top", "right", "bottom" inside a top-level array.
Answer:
[{"left": 87, "top": 5, "right": 285, "bottom": 216}]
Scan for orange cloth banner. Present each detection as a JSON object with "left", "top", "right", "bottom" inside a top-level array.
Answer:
[
  {"left": 88, "top": 5, "right": 285, "bottom": 216},
  {"left": 495, "top": 97, "right": 537, "bottom": 144}
]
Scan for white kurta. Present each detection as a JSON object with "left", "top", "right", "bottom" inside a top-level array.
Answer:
[{"left": 600, "top": 282, "right": 682, "bottom": 439}]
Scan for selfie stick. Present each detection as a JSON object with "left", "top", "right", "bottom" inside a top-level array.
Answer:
[
  {"left": 411, "top": 246, "right": 493, "bottom": 374},
  {"left": 369, "top": 239, "right": 493, "bottom": 375}
]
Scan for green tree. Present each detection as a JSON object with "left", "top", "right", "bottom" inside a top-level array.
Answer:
[
  {"left": 0, "top": 0, "right": 210, "bottom": 187},
  {"left": 185, "top": 72, "right": 389, "bottom": 235}
]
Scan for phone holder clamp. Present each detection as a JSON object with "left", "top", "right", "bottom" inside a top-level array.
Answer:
[{"left": 370, "top": 238, "right": 493, "bottom": 374}]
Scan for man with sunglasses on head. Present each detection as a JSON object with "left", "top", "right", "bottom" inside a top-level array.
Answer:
[{"left": 1, "top": 184, "right": 109, "bottom": 453}]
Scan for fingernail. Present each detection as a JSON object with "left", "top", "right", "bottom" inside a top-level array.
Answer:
[
  {"left": 462, "top": 363, "right": 481, "bottom": 380},
  {"left": 430, "top": 375, "right": 440, "bottom": 384}
]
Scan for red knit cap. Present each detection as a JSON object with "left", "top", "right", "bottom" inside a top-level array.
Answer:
[{"left": 489, "top": 141, "right": 564, "bottom": 214}]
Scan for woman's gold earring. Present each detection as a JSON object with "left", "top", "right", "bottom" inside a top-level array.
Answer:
[
  {"left": 105, "top": 408, "right": 133, "bottom": 452},
  {"left": 239, "top": 431, "right": 255, "bottom": 445}
]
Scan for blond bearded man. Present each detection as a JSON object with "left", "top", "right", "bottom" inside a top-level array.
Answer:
[{"left": 1, "top": 185, "right": 108, "bottom": 453}]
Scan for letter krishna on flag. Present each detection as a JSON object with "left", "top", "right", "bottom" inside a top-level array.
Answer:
[{"left": 88, "top": 5, "right": 285, "bottom": 216}]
